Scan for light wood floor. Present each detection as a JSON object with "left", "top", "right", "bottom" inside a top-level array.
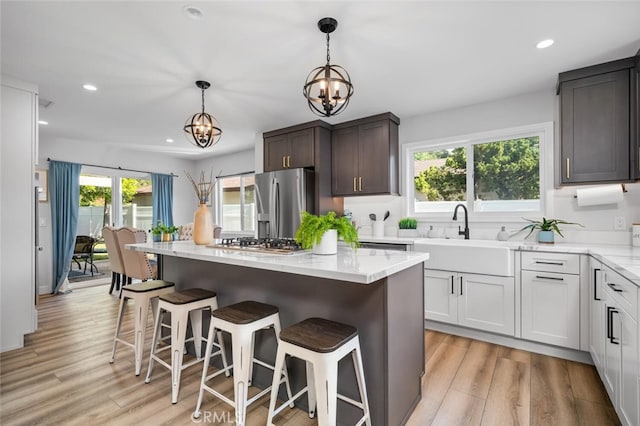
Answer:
[{"left": 0, "top": 284, "right": 620, "bottom": 425}]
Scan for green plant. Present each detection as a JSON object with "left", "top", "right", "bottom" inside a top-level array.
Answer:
[
  {"left": 398, "top": 218, "right": 418, "bottom": 229},
  {"left": 295, "top": 211, "right": 359, "bottom": 250},
  {"left": 516, "top": 217, "right": 583, "bottom": 239},
  {"left": 150, "top": 220, "right": 177, "bottom": 235}
]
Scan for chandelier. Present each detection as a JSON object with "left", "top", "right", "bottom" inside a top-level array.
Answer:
[
  {"left": 184, "top": 80, "right": 222, "bottom": 148},
  {"left": 303, "top": 17, "right": 354, "bottom": 117}
]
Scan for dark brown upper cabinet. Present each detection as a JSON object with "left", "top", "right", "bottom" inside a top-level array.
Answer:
[
  {"left": 263, "top": 120, "right": 342, "bottom": 214},
  {"left": 264, "top": 127, "right": 315, "bottom": 171},
  {"left": 633, "top": 49, "right": 640, "bottom": 180},
  {"left": 331, "top": 112, "right": 400, "bottom": 196},
  {"left": 558, "top": 56, "right": 637, "bottom": 184}
]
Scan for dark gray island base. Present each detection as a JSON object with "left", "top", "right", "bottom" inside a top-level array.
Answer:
[{"left": 160, "top": 255, "right": 425, "bottom": 426}]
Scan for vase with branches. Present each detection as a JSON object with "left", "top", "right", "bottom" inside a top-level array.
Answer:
[{"left": 185, "top": 169, "right": 219, "bottom": 245}]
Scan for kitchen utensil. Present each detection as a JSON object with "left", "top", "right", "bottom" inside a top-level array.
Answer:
[
  {"left": 383, "top": 211, "right": 390, "bottom": 221},
  {"left": 369, "top": 213, "right": 377, "bottom": 221}
]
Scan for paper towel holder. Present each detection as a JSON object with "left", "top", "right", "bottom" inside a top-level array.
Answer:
[{"left": 572, "top": 183, "right": 627, "bottom": 198}]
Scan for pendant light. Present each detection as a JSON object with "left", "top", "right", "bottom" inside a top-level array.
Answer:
[
  {"left": 303, "top": 17, "right": 354, "bottom": 117},
  {"left": 183, "top": 80, "right": 222, "bottom": 148}
]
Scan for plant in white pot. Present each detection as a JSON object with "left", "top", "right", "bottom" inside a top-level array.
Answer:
[
  {"left": 398, "top": 218, "right": 419, "bottom": 237},
  {"left": 516, "top": 217, "right": 583, "bottom": 243},
  {"left": 295, "top": 211, "right": 359, "bottom": 255}
]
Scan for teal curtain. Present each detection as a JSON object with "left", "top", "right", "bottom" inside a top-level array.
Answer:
[
  {"left": 151, "top": 173, "right": 173, "bottom": 227},
  {"left": 50, "top": 160, "right": 81, "bottom": 293}
]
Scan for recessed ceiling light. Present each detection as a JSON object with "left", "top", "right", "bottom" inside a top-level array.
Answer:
[
  {"left": 536, "top": 39, "right": 554, "bottom": 49},
  {"left": 183, "top": 5, "right": 204, "bottom": 20},
  {"left": 38, "top": 120, "right": 48, "bottom": 125},
  {"left": 82, "top": 83, "right": 98, "bottom": 91},
  {"left": 165, "top": 138, "right": 174, "bottom": 143}
]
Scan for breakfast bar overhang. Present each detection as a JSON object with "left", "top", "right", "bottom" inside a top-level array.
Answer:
[{"left": 128, "top": 241, "right": 429, "bottom": 425}]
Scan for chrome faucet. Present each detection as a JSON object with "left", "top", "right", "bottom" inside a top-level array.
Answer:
[{"left": 452, "top": 203, "right": 470, "bottom": 239}]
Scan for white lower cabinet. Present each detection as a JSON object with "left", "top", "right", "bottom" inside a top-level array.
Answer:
[
  {"left": 602, "top": 265, "right": 639, "bottom": 426},
  {"left": 520, "top": 252, "right": 581, "bottom": 349},
  {"left": 425, "top": 269, "right": 515, "bottom": 336}
]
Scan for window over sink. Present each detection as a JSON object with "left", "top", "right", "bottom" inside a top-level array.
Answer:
[{"left": 404, "top": 122, "right": 552, "bottom": 219}]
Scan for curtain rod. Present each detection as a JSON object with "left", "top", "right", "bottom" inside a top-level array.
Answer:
[{"left": 46, "top": 158, "right": 178, "bottom": 178}]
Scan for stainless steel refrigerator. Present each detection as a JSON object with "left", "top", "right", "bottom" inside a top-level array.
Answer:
[{"left": 255, "top": 168, "right": 314, "bottom": 239}]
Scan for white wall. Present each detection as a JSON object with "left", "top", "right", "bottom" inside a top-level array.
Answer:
[
  {"left": 37, "top": 139, "right": 197, "bottom": 294},
  {"left": 344, "top": 89, "right": 640, "bottom": 244}
]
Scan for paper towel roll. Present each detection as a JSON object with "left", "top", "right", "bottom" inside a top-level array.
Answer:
[{"left": 576, "top": 185, "right": 624, "bottom": 207}]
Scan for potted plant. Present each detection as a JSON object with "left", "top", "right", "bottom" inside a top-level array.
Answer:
[
  {"left": 398, "top": 217, "right": 419, "bottom": 237},
  {"left": 295, "top": 211, "right": 359, "bottom": 255},
  {"left": 516, "top": 217, "right": 583, "bottom": 243},
  {"left": 150, "top": 220, "right": 165, "bottom": 242},
  {"left": 163, "top": 225, "right": 179, "bottom": 242}
]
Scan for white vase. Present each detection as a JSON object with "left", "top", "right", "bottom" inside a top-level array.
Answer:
[{"left": 312, "top": 229, "right": 337, "bottom": 255}]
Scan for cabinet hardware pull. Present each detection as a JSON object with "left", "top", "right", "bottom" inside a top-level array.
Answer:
[
  {"left": 282, "top": 156, "right": 286, "bottom": 168},
  {"left": 593, "top": 268, "right": 601, "bottom": 301},
  {"left": 535, "top": 275, "right": 564, "bottom": 281},
  {"left": 287, "top": 156, "right": 291, "bottom": 168},
  {"left": 353, "top": 177, "right": 357, "bottom": 192},
  {"left": 358, "top": 177, "right": 363, "bottom": 192},
  {"left": 534, "top": 261, "right": 564, "bottom": 266},
  {"left": 459, "top": 276, "right": 463, "bottom": 296},
  {"left": 450, "top": 276, "right": 454, "bottom": 295},
  {"left": 566, "top": 158, "right": 570, "bottom": 179},
  {"left": 607, "top": 283, "right": 623, "bottom": 292},
  {"left": 606, "top": 306, "right": 613, "bottom": 340},
  {"left": 608, "top": 307, "right": 620, "bottom": 345}
]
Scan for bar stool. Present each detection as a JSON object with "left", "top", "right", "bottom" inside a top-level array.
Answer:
[
  {"left": 193, "top": 301, "right": 294, "bottom": 426},
  {"left": 145, "top": 288, "right": 229, "bottom": 404},
  {"left": 267, "top": 317, "right": 371, "bottom": 426},
  {"left": 109, "top": 279, "right": 175, "bottom": 376}
]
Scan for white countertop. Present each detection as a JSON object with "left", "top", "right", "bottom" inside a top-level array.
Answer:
[
  {"left": 357, "top": 235, "right": 418, "bottom": 244},
  {"left": 413, "top": 238, "right": 640, "bottom": 286},
  {"left": 127, "top": 240, "right": 429, "bottom": 284}
]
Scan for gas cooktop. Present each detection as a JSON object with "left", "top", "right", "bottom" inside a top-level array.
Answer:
[{"left": 207, "top": 237, "right": 305, "bottom": 255}]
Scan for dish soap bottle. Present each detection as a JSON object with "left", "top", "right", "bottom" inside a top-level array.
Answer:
[{"left": 497, "top": 226, "right": 510, "bottom": 241}]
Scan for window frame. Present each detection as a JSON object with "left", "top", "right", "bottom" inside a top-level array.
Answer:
[
  {"left": 403, "top": 122, "right": 553, "bottom": 222},
  {"left": 213, "top": 172, "right": 255, "bottom": 236}
]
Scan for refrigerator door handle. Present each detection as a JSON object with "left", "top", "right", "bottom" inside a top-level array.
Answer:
[{"left": 275, "top": 181, "right": 280, "bottom": 238}]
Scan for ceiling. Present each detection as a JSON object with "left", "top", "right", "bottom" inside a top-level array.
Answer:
[{"left": 2, "top": 1, "right": 639, "bottom": 159}]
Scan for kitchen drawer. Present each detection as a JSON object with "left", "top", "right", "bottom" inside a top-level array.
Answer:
[
  {"left": 521, "top": 251, "right": 580, "bottom": 275},
  {"left": 604, "top": 265, "right": 638, "bottom": 320}
]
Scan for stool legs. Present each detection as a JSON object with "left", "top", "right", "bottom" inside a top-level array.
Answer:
[
  {"left": 313, "top": 358, "right": 338, "bottom": 426},
  {"left": 133, "top": 297, "right": 151, "bottom": 376},
  {"left": 305, "top": 362, "right": 316, "bottom": 418},
  {"left": 109, "top": 295, "right": 128, "bottom": 363},
  {"left": 353, "top": 343, "right": 372, "bottom": 426},
  {"left": 230, "top": 330, "right": 253, "bottom": 425}
]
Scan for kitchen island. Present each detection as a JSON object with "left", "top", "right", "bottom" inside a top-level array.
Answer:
[{"left": 128, "top": 240, "right": 429, "bottom": 425}]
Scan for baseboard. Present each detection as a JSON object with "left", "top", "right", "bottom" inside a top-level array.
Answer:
[{"left": 425, "top": 320, "right": 593, "bottom": 364}]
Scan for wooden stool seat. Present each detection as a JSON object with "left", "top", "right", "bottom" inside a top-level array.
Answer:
[
  {"left": 279, "top": 317, "right": 358, "bottom": 353},
  {"left": 159, "top": 288, "right": 217, "bottom": 304},
  {"left": 123, "top": 279, "right": 174, "bottom": 293},
  {"left": 211, "top": 300, "right": 279, "bottom": 324},
  {"left": 110, "top": 280, "right": 175, "bottom": 376}
]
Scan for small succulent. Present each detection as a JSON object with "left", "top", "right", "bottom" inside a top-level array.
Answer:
[{"left": 398, "top": 218, "right": 418, "bottom": 230}]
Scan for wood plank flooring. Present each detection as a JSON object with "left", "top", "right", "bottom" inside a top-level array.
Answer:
[{"left": 0, "top": 284, "right": 620, "bottom": 425}]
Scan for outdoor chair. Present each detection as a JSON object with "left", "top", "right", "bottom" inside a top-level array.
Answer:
[{"left": 71, "top": 235, "right": 98, "bottom": 276}]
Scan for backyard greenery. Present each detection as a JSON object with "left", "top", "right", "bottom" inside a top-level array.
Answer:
[{"left": 414, "top": 137, "right": 540, "bottom": 201}]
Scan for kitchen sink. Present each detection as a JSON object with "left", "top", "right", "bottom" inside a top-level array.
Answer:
[{"left": 413, "top": 238, "right": 514, "bottom": 276}]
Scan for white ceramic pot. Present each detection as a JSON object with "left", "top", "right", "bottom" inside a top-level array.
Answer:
[{"left": 312, "top": 229, "right": 337, "bottom": 255}]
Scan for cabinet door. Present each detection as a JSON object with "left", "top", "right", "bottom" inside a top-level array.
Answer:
[
  {"left": 589, "top": 259, "right": 606, "bottom": 373},
  {"left": 424, "top": 270, "right": 457, "bottom": 324},
  {"left": 357, "top": 120, "right": 390, "bottom": 194},
  {"left": 331, "top": 126, "right": 359, "bottom": 195},
  {"left": 620, "top": 308, "right": 639, "bottom": 426},
  {"left": 288, "top": 128, "right": 314, "bottom": 169},
  {"left": 561, "top": 69, "right": 630, "bottom": 183},
  {"left": 521, "top": 270, "right": 580, "bottom": 349},
  {"left": 264, "top": 134, "right": 290, "bottom": 171},
  {"left": 458, "top": 273, "right": 515, "bottom": 336}
]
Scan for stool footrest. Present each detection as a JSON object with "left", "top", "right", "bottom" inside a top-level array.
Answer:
[
  {"left": 337, "top": 393, "right": 365, "bottom": 409},
  {"left": 271, "top": 386, "right": 309, "bottom": 418}
]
